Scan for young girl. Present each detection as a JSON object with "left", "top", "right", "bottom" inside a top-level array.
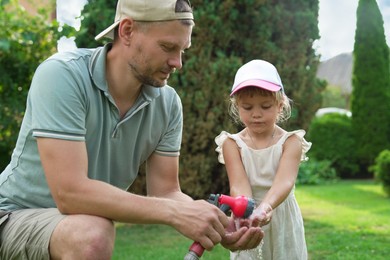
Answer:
[{"left": 215, "top": 60, "right": 311, "bottom": 260}]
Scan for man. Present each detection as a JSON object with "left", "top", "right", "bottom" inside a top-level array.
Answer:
[{"left": 0, "top": 0, "right": 263, "bottom": 259}]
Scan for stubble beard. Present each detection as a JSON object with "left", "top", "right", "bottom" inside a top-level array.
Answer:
[{"left": 128, "top": 61, "right": 166, "bottom": 88}]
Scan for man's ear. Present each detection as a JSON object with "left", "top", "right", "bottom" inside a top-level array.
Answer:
[{"left": 118, "top": 18, "right": 134, "bottom": 44}]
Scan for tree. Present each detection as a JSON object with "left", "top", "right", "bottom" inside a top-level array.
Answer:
[
  {"left": 172, "top": 0, "right": 323, "bottom": 197},
  {"left": 0, "top": 0, "right": 60, "bottom": 169},
  {"left": 74, "top": 0, "right": 116, "bottom": 48},
  {"left": 352, "top": 0, "right": 390, "bottom": 174},
  {"left": 74, "top": 0, "right": 322, "bottom": 198}
]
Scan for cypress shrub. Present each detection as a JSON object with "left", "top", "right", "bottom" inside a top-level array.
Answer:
[
  {"left": 172, "top": 0, "right": 322, "bottom": 198},
  {"left": 352, "top": 0, "right": 390, "bottom": 172}
]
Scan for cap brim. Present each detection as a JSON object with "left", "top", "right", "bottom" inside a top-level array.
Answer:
[
  {"left": 230, "top": 79, "right": 281, "bottom": 96},
  {"left": 95, "top": 20, "right": 120, "bottom": 41}
]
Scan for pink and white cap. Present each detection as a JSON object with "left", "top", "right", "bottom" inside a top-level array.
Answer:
[{"left": 230, "top": 59, "right": 283, "bottom": 96}]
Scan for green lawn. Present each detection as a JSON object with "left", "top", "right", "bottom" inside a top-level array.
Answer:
[
  {"left": 296, "top": 180, "right": 390, "bottom": 260},
  {"left": 112, "top": 180, "right": 390, "bottom": 260}
]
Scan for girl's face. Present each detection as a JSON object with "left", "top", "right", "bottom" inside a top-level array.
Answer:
[{"left": 237, "top": 92, "right": 281, "bottom": 134}]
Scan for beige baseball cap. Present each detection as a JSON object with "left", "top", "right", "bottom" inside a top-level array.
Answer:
[{"left": 95, "top": 0, "right": 194, "bottom": 41}]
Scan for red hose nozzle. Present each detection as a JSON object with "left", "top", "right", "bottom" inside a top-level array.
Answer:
[
  {"left": 218, "top": 194, "right": 256, "bottom": 218},
  {"left": 184, "top": 194, "right": 255, "bottom": 259}
]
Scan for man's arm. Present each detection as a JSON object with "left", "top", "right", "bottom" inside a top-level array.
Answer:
[
  {"left": 145, "top": 153, "right": 190, "bottom": 200},
  {"left": 37, "top": 137, "right": 227, "bottom": 250},
  {"left": 146, "top": 153, "right": 264, "bottom": 251}
]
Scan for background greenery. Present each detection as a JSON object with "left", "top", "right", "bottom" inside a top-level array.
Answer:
[
  {"left": 73, "top": 0, "right": 324, "bottom": 198},
  {"left": 1, "top": 1, "right": 390, "bottom": 258},
  {"left": 1, "top": 0, "right": 390, "bottom": 196},
  {"left": 0, "top": 0, "right": 60, "bottom": 167}
]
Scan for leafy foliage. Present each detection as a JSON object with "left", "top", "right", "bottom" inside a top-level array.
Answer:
[
  {"left": 351, "top": 0, "right": 390, "bottom": 172},
  {"left": 76, "top": 0, "right": 322, "bottom": 198},
  {"left": 370, "top": 150, "right": 390, "bottom": 197},
  {"left": 307, "top": 113, "right": 359, "bottom": 178},
  {"left": 0, "top": 0, "right": 323, "bottom": 198},
  {"left": 175, "top": 0, "right": 322, "bottom": 197},
  {"left": 296, "top": 159, "right": 338, "bottom": 185},
  {"left": 0, "top": 0, "right": 60, "bottom": 168},
  {"left": 74, "top": 0, "right": 116, "bottom": 48}
]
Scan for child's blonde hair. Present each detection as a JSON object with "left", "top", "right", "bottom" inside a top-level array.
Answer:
[{"left": 229, "top": 86, "right": 291, "bottom": 126}]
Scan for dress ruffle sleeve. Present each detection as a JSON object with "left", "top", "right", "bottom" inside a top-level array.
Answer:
[
  {"left": 215, "top": 131, "right": 248, "bottom": 164},
  {"left": 215, "top": 131, "right": 231, "bottom": 164},
  {"left": 286, "top": 130, "right": 312, "bottom": 162}
]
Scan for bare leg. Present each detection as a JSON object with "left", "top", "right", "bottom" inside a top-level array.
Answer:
[{"left": 49, "top": 214, "right": 115, "bottom": 260}]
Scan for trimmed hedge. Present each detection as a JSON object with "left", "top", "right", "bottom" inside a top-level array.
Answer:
[
  {"left": 370, "top": 150, "right": 390, "bottom": 197},
  {"left": 307, "top": 113, "right": 359, "bottom": 178}
]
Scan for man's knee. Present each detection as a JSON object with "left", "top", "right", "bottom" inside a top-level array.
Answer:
[
  {"left": 80, "top": 233, "right": 114, "bottom": 259},
  {"left": 51, "top": 214, "right": 115, "bottom": 260},
  {"left": 81, "top": 217, "right": 116, "bottom": 258}
]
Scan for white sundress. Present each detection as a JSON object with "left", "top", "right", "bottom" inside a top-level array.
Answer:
[{"left": 215, "top": 130, "right": 312, "bottom": 260}]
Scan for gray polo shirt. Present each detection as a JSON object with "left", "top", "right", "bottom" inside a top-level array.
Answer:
[{"left": 0, "top": 44, "right": 183, "bottom": 211}]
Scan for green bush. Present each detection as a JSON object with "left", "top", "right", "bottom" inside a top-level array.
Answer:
[
  {"left": 370, "top": 149, "right": 390, "bottom": 197},
  {"left": 297, "top": 159, "right": 338, "bottom": 185},
  {"left": 307, "top": 113, "right": 359, "bottom": 178},
  {"left": 0, "top": 0, "right": 60, "bottom": 169}
]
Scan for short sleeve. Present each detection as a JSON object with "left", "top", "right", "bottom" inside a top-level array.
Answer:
[
  {"left": 154, "top": 89, "right": 183, "bottom": 157},
  {"left": 30, "top": 58, "right": 88, "bottom": 141}
]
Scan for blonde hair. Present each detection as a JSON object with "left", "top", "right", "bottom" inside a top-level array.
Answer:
[{"left": 229, "top": 87, "right": 291, "bottom": 126}]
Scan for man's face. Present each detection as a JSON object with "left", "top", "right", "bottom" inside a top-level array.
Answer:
[{"left": 128, "top": 20, "right": 193, "bottom": 87}]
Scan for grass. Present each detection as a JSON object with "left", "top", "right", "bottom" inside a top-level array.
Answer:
[
  {"left": 112, "top": 223, "right": 228, "bottom": 259},
  {"left": 296, "top": 180, "right": 390, "bottom": 260},
  {"left": 112, "top": 180, "right": 390, "bottom": 260}
]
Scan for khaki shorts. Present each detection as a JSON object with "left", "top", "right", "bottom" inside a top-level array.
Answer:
[{"left": 0, "top": 208, "right": 65, "bottom": 260}]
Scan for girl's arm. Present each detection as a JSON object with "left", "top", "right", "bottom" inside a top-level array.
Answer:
[
  {"left": 221, "top": 137, "right": 264, "bottom": 249},
  {"left": 222, "top": 137, "right": 252, "bottom": 198},
  {"left": 261, "top": 134, "right": 302, "bottom": 210}
]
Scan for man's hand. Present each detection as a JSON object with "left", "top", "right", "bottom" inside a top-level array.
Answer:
[
  {"left": 221, "top": 217, "right": 264, "bottom": 252},
  {"left": 172, "top": 200, "right": 229, "bottom": 251}
]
